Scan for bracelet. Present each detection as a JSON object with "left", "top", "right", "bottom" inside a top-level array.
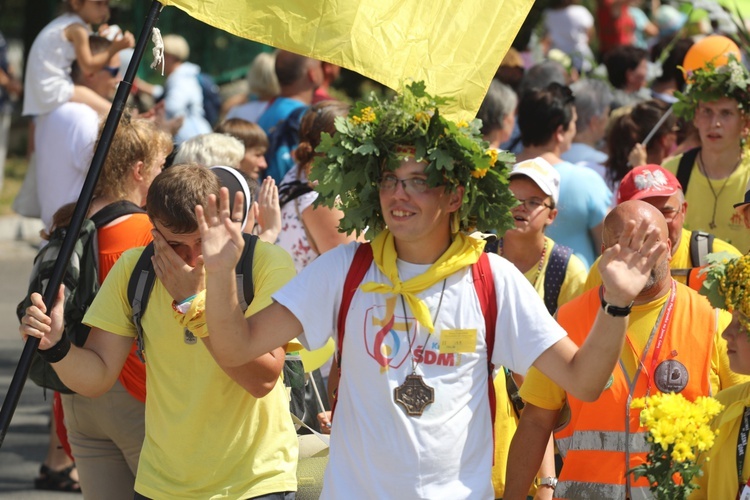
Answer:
[
  {"left": 37, "top": 334, "right": 71, "bottom": 364},
  {"left": 180, "top": 294, "right": 197, "bottom": 305}
]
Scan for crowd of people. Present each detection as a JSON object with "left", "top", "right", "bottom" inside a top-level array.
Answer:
[{"left": 5, "top": 0, "right": 750, "bottom": 498}]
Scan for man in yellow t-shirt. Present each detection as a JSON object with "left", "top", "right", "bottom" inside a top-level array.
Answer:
[
  {"left": 20, "top": 165, "right": 298, "bottom": 499},
  {"left": 585, "top": 164, "right": 741, "bottom": 292}
]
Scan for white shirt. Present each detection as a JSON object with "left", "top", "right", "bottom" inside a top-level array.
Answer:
[{"left": 274, "top": 243, "right": 567, "bottom": 499}]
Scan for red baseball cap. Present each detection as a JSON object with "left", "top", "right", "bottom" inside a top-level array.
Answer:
[{"left": 616, "top": 164, "right": 682, "bottom": 204}]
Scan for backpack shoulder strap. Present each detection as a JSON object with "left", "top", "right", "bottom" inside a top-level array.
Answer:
[
  {"left": 676, "top": 147, "right": 700, "bottom": 196},
  {"left": 471, "top": 252, "right": 499, "bottom": 459},
  {"left": 236, "top": 233, "right": 258, "bottom": 310},
  {"left": 543, "top": 243, "right": 573, "bottom": 316},
  {"left": 689, "top": 230, "right": 714, "bottom": 268},
  {"left": 127, "top": 243, "right": 156, "bottom": 362},
  {"left": 90, "top": 200, "right": 146, "bottom": 228}
]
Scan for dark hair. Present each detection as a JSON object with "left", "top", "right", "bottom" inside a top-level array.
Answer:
[
  {"left": 518, "top": 60, "right": 567, "bottom": 97},
  {"left": 146, "top": 164, "right": 220, "bottom": 234},
  {"left": 650, "top": 37, "right": 694, "bottom": 91},
  {"left": 517, "top": 82, "right": 575, "bottom": 147},
  {"left": 71, "top": 36, "right": 112, "bottom": 83},
  {"left": 605, "top": 100, "right": 676, "bottom": 185},
  {"left": 274, "top": 51, "right": 311, "bottom": 87},
  {"left": 215, "top": 118, "right": 269, "bottom": 150},
  {"left": 293, "top": 100, "right": 350, "bottom": 169},
  {"left": 604, "top": 45, "right": 648, "bottom": 89}
]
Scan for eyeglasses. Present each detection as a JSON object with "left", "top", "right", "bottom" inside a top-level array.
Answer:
[
  {"left": 515, "top": 197, "right": 552, "bottom": 211},
  {"left": 658, "top": 207, "right": 680, "bottom": 222},
  {"left": 102, "top": 66, "right": 120, "bottom": 77},
  {"left": 378, "top": 174, "right": 431, "bottom": 194}
]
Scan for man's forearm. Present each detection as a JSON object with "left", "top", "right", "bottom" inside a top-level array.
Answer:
[
  {"left": 505, "top": 404, "right": 560, "bottom": 500},
  {"left": 205, "top": 268, "right": 255, "bottom": 366}
]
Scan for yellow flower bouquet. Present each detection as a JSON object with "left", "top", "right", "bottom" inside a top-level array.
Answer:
[{"left": 630, "top": 393, "right": 723, "bottom": 499}]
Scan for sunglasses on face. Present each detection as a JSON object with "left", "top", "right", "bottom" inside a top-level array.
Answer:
[{"left": 102, "top": 66, "right": 120, "bottom": 77}]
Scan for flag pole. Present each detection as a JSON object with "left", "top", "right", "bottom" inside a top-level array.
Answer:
[{"left": 0, "top": 0, "right": 165, "bottom": 448}]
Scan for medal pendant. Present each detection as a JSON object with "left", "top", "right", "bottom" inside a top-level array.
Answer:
[
  {"left": 709, "top": 222, "right": 717, "bottom": 230},
  {"left": 394, "top": 374, "right": 435, "bottom": 416}
]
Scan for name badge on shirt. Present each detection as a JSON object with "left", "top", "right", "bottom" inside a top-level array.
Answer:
[
  {"left": 740, "top": 482, "right": 750, "bottom": 500},
  {"left": 440, "top": 329, "right": 476, "bottom": 353}
]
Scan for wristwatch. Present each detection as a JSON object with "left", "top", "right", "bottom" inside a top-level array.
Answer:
[
  {"left": 537, "top": 476, "right": 558, "bottom": 489},
  {"left": 599, "top": 287, "right": 633, "bottom": 317}
]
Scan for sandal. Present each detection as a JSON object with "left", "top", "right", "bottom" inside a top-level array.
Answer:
[{"left": 34, "top": 464, "right": 81, "bottom": 493}]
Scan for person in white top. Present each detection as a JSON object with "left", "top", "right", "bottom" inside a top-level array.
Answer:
[
  {"left": 23, "top": 0, "right": 133, "bottom": 117},
  {"left": 195, "top": 83, "right": 668, "bottom": 498},
  {"left": 35, "top": 35, "right": 122, "bottom": 231},
  {"left": 542, "top": 0, "right": 595, "bottom": 73}
]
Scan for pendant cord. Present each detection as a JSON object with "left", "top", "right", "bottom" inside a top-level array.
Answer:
[
  {"left": 400, "top": 279, "right": 447, "bottom": 375},
  {"left": 698, "top": 151, "right": 739, "bottom": 229}
]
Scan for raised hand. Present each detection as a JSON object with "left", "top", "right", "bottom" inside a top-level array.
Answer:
[
  {"left": 19, "top": 287, "right": 65, "bottom": 350},
  {"left": 598, "top": 219, "right": 668, "bottom": 306},
  {"left": 257, "top": 177, "right": 281, "bottom": 236},
  {"left": 151, "top": 229, "right": 205, "bottom": 303},
  {"left": 196, "top": 187, "right": 246, "bottom": 274}
]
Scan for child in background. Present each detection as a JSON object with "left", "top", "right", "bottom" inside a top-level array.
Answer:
[{"left": 23, "top": 0, "right": 134, "bottom": 116}]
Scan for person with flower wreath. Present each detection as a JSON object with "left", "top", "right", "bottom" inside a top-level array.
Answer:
[
  {"left": 693, "top": 251, "right": 750, "bottom": 499},
  {"left": 190, "top": 81, "right": 668, "bottom": 498},
  {"left": 505, "top": 199, "right": 749, "bottom": 499},
  {"left": 662, "top": 54, "right": 750, "bottom": 253}
]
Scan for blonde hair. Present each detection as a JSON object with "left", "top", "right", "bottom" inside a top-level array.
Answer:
[
  {"left": 94, "top": 112, "right": 173, "bottom": 200},
  {"left": 247, "top": 52, "right": 280, "bottom": 100}
]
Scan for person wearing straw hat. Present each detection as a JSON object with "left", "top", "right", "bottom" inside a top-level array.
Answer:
[{"left": 195, "top": 82, "right": 667, "bottom": 498}]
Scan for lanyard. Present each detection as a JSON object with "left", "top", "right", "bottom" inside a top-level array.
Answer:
[
  {"left": 624, "top": 280, "right": 677, "bottom": 395},
  {"left": 738, "top": 407, "right": 750, "bottom": 495}
]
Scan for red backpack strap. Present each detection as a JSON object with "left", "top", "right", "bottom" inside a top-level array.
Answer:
[
  {"left": 472, "top": 253, "right": 498, "bottom": 457},
  {"left": 331, "top": 242, "right": 373, "bottom": 417}
]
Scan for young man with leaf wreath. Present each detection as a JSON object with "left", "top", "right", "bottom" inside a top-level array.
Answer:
[
  {"left": 663, "top": 54, "right": 750, "bottom": 253},
  {"left": 196, "top": 82, "right": 667, "bottom": 498}
]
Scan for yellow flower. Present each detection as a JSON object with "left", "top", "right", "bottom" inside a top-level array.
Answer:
[
  {"left": 456, "top": 120, "right": 469, "bottom": 128},
  {"left": 352, "top": 106, "right": 376, "bottom": 125},
  {"left": 415, "top": 111, "right": 431, "bottom": 123},
  {"left": 487, "top": 149, "right": 498, "bottom": 165},
  {"left": 471, "top": 168, "right": 488, "bottom": 179}
]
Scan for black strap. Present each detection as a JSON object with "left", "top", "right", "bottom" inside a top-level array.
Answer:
[
  {"left": 543, "top": 243, "right": 572, "bottom": 316},
  {"left": 90, "top": 200, "right": 146, "bottom": 228},
  {"left": 737, "top": 407, "right": 750, "bottom": 489},
  {"left": 676, "top": 147, "right": 701, "bottom": 196},
  {"left": 278, "top": 180, "right": 314, "bottom": 208},
  {"left": 689, "top": 230, "right": 714, "bottom": 268},
  {"left": 127, "top": 233, "right": 258, "bottom": 362}
]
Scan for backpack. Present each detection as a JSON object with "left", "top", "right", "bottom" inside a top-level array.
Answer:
[
  {"left": 17, "top": 200, "right": 146, "bottom": 393},
  {"left": 126, "top": 234, "right": 310, "bottom": 426},
  {"left": 484, "top": 239, "right": 572, "bottom": 316},
  {"left": 264, "top": 105, "right": 308, "bottom": 183},
  {"left": 675, "top": 147, "right": 701, "bottom": 195},
  {"left": 197, "top": 72, "right": 221, "bottom": 127},
  {"left": 332, "top": 243, "right": 499, "bottom": 449},
  {"left": 671, "top": 230, "right": 715, "bottom": 291}
]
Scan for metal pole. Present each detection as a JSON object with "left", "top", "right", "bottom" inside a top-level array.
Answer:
[{"left": 0, "top": 0, "right": 164, "bottom": 447}]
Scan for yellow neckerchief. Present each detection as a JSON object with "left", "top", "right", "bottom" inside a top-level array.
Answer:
[{"left": 361, "top": 229, "right": 486, "bottom": 332}]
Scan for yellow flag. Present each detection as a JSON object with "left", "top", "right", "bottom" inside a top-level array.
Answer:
[{"left": 159, "top": 0, "right": 533, "bottom": 121}]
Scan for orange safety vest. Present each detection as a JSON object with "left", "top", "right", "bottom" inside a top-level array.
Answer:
[{"left": 553, "top": 282, "right": 716, "bottom": 499}]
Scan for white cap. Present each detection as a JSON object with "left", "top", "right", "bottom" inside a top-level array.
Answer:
[{"left": 509, "top": 157, "right": 560, "bottom": 205}]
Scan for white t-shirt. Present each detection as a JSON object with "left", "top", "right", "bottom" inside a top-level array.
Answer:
[
  {"left": 23, "top": 13, "right": 87, "bottom": 116},
  {"left": 543, "top": 6, "right": 594, "bottom": 71},
  {"left": 35, "top": 102, "right": 99, "bottom": 229},
  {"left": 273, "top": 242, "right": 567, "bottom": 499}
]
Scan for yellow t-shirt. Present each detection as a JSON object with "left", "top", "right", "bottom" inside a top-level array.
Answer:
[
  {"left": 583, "top": 228, "right": 742, "bottom": 292},
  {"left": 663, "top": 153, "right": 750, "bottom": 253},
  {"left": 520, "top": 292, "right": 744, "bottom": 411},
  {"left": 522, "top": 237, "right": 587, "bottom": 310},
  {"left": 84, "top": 242, "right": 299, "bottom": 499}
]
